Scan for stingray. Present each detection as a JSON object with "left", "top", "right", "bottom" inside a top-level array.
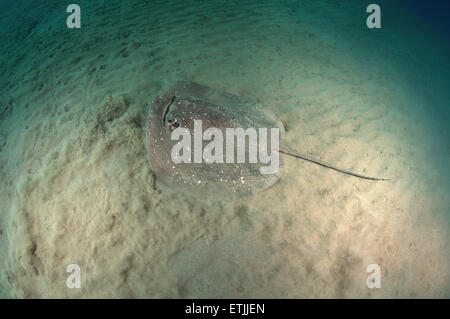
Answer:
[{"left": 147, "top": 81, "right": 388, "bottom": 199}]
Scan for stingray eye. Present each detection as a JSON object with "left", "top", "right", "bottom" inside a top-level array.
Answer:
[{"left": 169, "top": 121, "right": 180, "bottom": 131}]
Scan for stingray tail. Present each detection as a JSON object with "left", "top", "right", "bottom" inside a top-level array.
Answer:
[{"left": 279, "top": 146, "right": 389, "bottom": 181}]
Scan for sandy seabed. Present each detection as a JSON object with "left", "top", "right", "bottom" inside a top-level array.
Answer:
[{"left": 0, "top": 0, "right": 448, "bottom": 298}]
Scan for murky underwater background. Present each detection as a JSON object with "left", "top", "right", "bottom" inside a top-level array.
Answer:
[{"left": 0, "top": 0, "right": 448, "bottom": 298}]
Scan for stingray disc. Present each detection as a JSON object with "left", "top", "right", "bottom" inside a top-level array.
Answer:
[{"left": 147, "top": 81, "right": 285, "bottom": 199}]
